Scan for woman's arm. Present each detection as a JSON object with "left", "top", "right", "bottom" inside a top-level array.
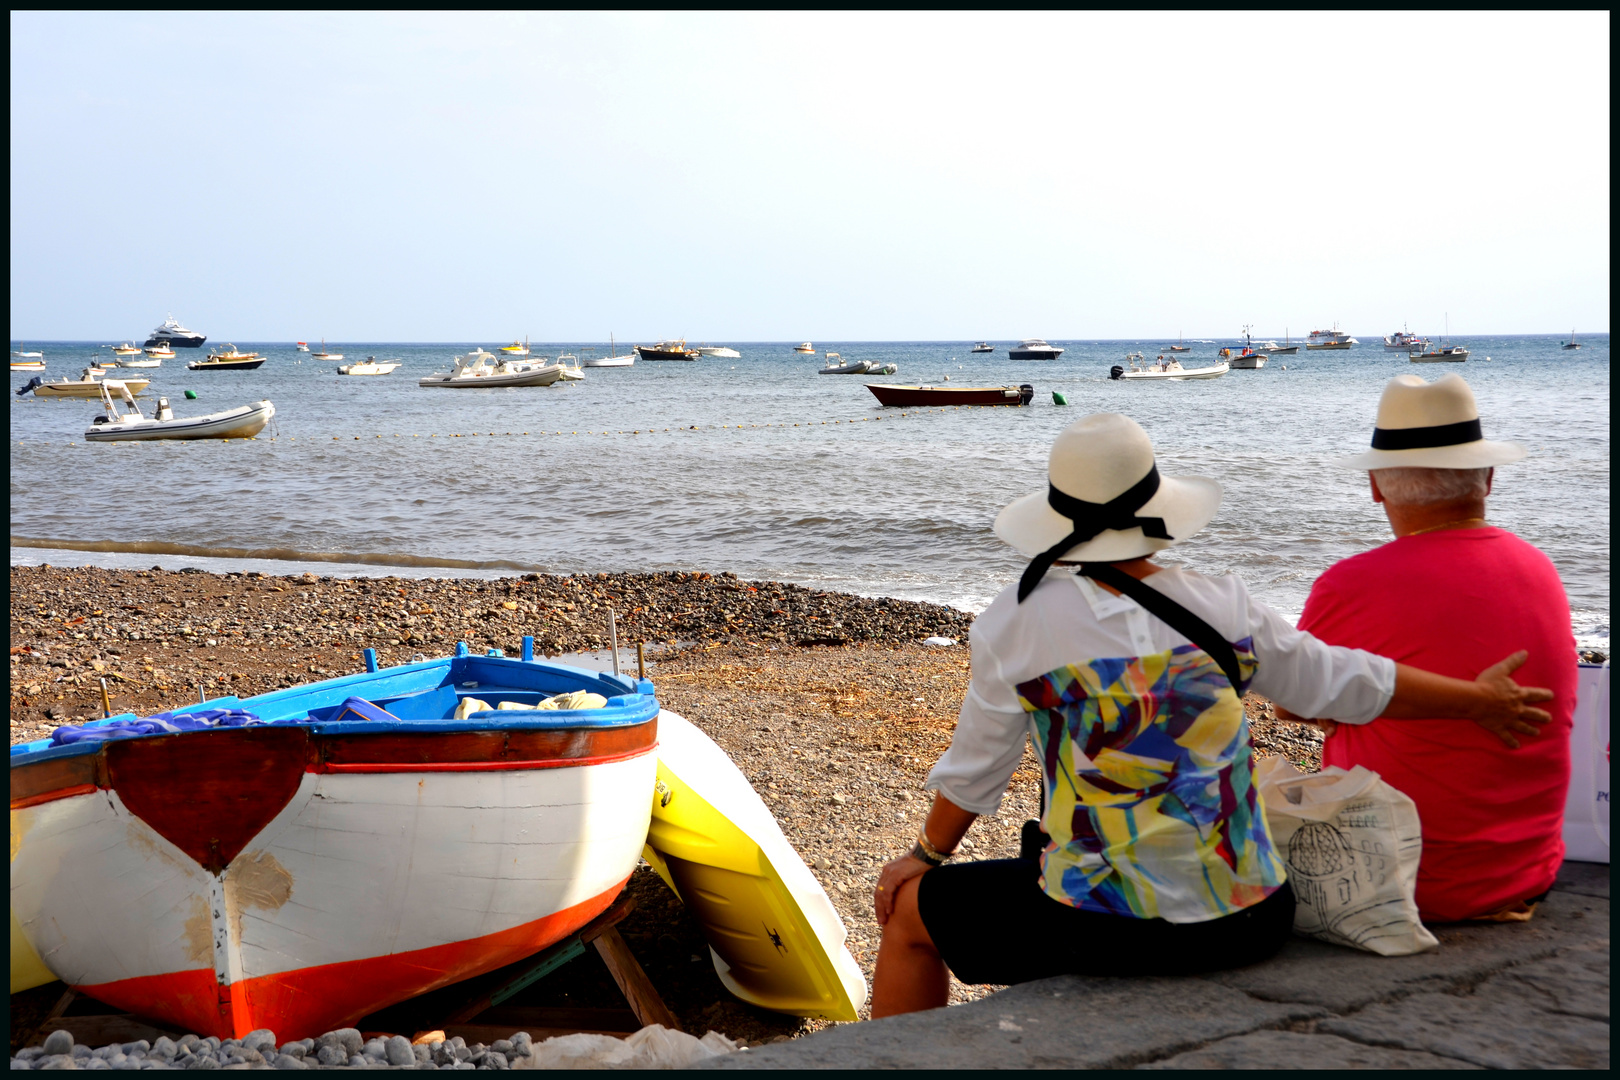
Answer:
[
  {"left": 1277, "top": 651, "right": 1554, "bottom": 748},
  {"left": 874, "top": 793, "right": 978, "bottom": 925}
]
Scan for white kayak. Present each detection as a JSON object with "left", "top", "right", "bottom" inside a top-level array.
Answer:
[
  {"left": 644, "top": 710, "right": 867, "bottom": 1021},
  {"left": 84, "top": 383, "right": 274, "bottom": 441}
]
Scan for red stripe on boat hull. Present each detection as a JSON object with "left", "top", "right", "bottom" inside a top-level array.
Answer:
[{"left": 76, "top": 878, "right": 628, "bottom": 1039}]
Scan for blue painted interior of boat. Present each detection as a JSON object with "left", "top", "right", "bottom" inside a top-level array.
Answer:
[{"left": 10, "top": 642, "right": 660, "bottom": 766}]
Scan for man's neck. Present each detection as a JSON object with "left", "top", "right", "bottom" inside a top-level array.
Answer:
[{"left": 1384, "top": 500, "right": 1489, "bottom": 539}]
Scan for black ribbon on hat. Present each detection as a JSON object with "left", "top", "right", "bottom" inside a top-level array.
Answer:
[
  {"left": 1016, "top": 465, "right": 1173, "bottom": 603},
  {"left": 1370, "top": 418, "right": 1483, "bottom": 451}
]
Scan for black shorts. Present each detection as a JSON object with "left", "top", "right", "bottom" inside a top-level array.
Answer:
[{"left": 915, "top": 857, "right": 1296, "bottom": 986}]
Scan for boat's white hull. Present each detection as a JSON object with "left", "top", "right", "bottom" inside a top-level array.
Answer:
[
  {"left": 11, "top": 753, "right": 653, "bottom": 1037},
  {"left": 1305, "top": 342, "right": 1353, "bottom": 350},
  {"left": 1121, "top": 362, "right": 1229, "bottom": 381},
  {"left": 34, "top": 378, "right": 151, "bottom": 398},
  {"left": 698, "top": 347, "right": 741, "bottom": 358},
  {"left": 582, "top": 356, "right": 635, "bottom": 367},
  {"left": 1229, "top": 355, "right": 1266, "bottom": 369},
  {"left": 84, "top": 400, "right": 275, "bottom": 441},
  {"left": 115, "top": 358, "right": 163, "bottom": 368},
  {"left": 11, "top": 362, "right": 46, "bottom": 372},
  {"left": 1410, "top": 350, "right": 1470, "bottom": 363},
  {"left": 336, "top": 363, "right": 400, "bottom": 376},
  {"left": 419, "top": 364, "right": 563, "bottom": 388}
]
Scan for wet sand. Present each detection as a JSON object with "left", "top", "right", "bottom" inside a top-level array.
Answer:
[{"left": 9, "top": 564, "right": 1321, "bottom": 1047}]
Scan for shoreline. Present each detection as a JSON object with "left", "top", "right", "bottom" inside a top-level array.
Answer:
[{"left": 10, "top": 562, "right": 1323, "bottom": 1046}]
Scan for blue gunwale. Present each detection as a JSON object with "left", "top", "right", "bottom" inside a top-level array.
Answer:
[{"left": 11, "top": 643, "right": 660, "bottom": 767}]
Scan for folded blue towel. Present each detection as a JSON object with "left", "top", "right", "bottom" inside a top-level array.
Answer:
[{"left": 50, "top": 707, "right": 263, "bottom": 746}]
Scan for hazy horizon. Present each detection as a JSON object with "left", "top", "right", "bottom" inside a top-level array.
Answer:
[{"left": 11, "top": 12, "right": 1611, "bottom": 341}]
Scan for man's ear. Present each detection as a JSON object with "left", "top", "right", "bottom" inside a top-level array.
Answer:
[
  {"left": 1484, "top": 467, "right": 1494, "bottom": 497},
  {"left": 1369, "top": 473, "right": 1385, "bottom": 504}
]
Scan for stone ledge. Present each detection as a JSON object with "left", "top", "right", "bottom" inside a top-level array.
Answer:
[{"left": 1135, "top": 1029, "right": 1485, "bottom": 1070}]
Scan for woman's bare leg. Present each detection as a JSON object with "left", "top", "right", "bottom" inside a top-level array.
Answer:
[{"left": 870, "top": 875, "right": 950, "bottom": 1017}]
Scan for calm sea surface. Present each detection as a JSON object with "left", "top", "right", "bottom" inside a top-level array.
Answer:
[{"left": 9, "top": 336, "right": 1610, "bottom": 648}]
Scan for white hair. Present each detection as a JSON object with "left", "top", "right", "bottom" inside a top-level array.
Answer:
[{"left": 1372, "top": 467, "right": 1491, "bottom": 507}]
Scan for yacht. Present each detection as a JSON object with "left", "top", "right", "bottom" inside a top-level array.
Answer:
[
  {"left": 143, "top": 314, "right": 207, "bottom": 348},
  {"left": 1008, "top": 338, "right": 1064, "bottom": 360},
  {"left": 1383, "top": 326, "right": 1429, "bottom": 350},
  {"left": 1305, "top": 326, "right": 1358, "bottom": 350},
  {"left": 971, "top": 342, "right": 996, "bottom": 353}
]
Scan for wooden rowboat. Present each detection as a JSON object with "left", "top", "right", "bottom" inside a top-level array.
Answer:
[
  {"left": 865, "top": 383, "right": 1033, "bottom": 407},
  {"left": 10, "top": 644, "right": 659, "bottom": 1038}
]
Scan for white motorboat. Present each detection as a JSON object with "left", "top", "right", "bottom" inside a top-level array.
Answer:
[
  {"left": 1383, "top": 326, "right": 1429, "bottom": 350},
  {"left": 1009, "top": 338, "right": 1065, "bottom": 359},
  {"left": 419, "top": 348, "right": 564, "bottom": 388},
  {"left": 114, "top": 356, "right": 163, "bottom": 368},
  {"left": 337, "top": 357, "right": 401, "bottom": 376},
  {"left": 499, "top": 337, "right": 531, "bottom": 357},
  {"left": 143, "top": 314, "right": 206, "bottom": 348},
  {"left": 697, "top": 344, "right": 741, "bottom": 358},
  {"left": 11, "top": 358, "right": 46, "bottom": 371},
  {"left": 295, "top": 341, "right": 311, "bottom": 352},
  {"left": 84, "top": 382, "right": 275, "bottom": 441},
  {"left": 111, "top": 343, "right": 142, "bottom": 357},
  {"left": 794, "top": 342, "right": 816, "bottom": 354},
  {"left": 818, "top": 354, "right": 897, "bottom": 375},
  {"left": 144, "top": 343, "right": 175, "bottom": 359},
  {"left": 583, "top": 333, "right": 636, "bottom": 367},
  {"left": 1111, "top": 357, "right": 1229, "bottom": 381},
  {"left": 1306, "top": 326, "right": 1358, "bottom": 350},
  {"left": 972, "top": 342, "right": 996, "bottom": 353},
  {"left": 19, "top": 371, "right": 151, "bottom": 398}
]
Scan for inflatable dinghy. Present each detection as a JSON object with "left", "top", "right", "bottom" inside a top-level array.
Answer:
[{"left": 645, "top": 710, "right": 867, "bottom": 1021}]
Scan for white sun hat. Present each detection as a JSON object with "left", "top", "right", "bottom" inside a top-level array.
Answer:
[
  {"left": 1337, "top": 373, "right": 1526, "bottom": 470},
  {"left": 995, "top": 414, "right": 1221, "bottom": 600}
]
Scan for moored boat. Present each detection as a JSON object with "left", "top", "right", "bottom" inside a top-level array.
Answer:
[
  {"left": 295, "top": 341, "right": 310, "bottom": 352},
  {"left": 18, "top": 370, "right": 151, "bottom": 398},
  {"left": 1383, "top": 325, "right": 1429, "bottom": 350},
  {"left": 793, "top": 342, "right": 816, "bottom": 354},
  {"left": 1410, "top": 345, "right": 1469, "bottom": 363},
  {"left": 11, "top": 358, "right": 47, "bottom": 372},
  {"left": 419, "top": 348, "right": 564, "bottom": 387},
  {"left": 818, "top": 353, "right": 896, "bottom": 375},
  {"left": 636, "top": 340, "right": 700, "bottom": 361},
  {"left": 336, "top": 357, "right": 401, "bottom": 376},
  {"left": 311, "top": 339, "right": 343, "bottom": 361},
  {"left": 113, "top": 356, "right": 163, "bottom": 368},
  {"left": 583, "top": 333, "right": 636, "bottom": 367},
  {"left": 9, "top": 645, "right": 659, "bottom": 1038},
  {"left": 1563, "top": 329, "right": 1581, "bottom": 350},
  {"left": 112, "top": 343, "right": 142, "bottom": 357},
  {"left": 697, "top": 344, "right": 741, "bottom": 358},
  {"left": 144, "top": 314, "right": 207, "bottom": 348},
  {"left": 865, "top": 383, "right": 1033, "bottom": 406},
  {"left": 1305, "top": 326, "right": 1357, "bottom": 350},
  {"left": 971, "top": 342, "right": 995, "bottom": 353},
  {"left": 1008, "top": 338, "right": 1064, "bottom": 360},
  {"left": 189, "top": 346, "right": 267, "bottom": 371},
  {"left": 1111, "top": 357, "right": 1229, "bottom": 380},
  {"left": 499, "top": 337, "right": 531, "bottom": 356},
  {"left": 145, "top": 343, "right": 176, "bottom": 359},
  {"left": 85, "top": 382, "right": 275, "bottom": 441}
]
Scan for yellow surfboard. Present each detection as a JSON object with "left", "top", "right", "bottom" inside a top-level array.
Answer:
[{"left": 644, "top": 710, "right": 867, "bottom": 1022}]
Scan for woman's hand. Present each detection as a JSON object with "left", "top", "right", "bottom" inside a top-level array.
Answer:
[
  {"left": 874, "top": 854, "right": 932, "bottom": 926},
  {"left": 1467, "top": 651, "right": 1555, "bottom": 749}
]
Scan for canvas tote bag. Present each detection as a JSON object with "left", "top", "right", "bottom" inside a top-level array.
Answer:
[{"left": 1255, "top": 756, "right": 1439, "bottom": 956}]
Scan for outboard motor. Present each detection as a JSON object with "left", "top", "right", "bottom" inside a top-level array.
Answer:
[
  {"left": 1018, "top": 383, "right": 1034, "bottom": 406},
  {"left": 156, "top": 397, "right": 174, "bottom": 421},
  {"left": 1109, "top": 365, "right": 1125, "bottom": 381},
  {"left": 16, "top": 376, "right": 43, "bottom": 396}
]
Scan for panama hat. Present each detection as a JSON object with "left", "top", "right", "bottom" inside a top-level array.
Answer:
[
  {"left": 1337, "top": 373, "right": 1526, "bottom": 470},
  {"left": 995, "top": 413, "right": 1221, "bottom": 601}
]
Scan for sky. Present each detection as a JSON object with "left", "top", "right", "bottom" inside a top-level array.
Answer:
[{"left": 9, "top": 11, "right": 1611, "bottom": 342}]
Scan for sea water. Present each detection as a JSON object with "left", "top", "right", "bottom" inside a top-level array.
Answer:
[{"left": 8, "top": 336, "right": 1610, "bottom": 648}]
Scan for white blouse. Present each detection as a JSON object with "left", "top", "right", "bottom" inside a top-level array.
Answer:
[{"left": 926, "top": 566, "right": 1397, "bottom": 816}]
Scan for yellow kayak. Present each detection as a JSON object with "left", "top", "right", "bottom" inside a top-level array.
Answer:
[{"left": 645, "top": 710, "right": 866, "bottom": 1021}]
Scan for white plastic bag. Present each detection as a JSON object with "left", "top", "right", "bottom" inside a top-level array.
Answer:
[
  {"left": 1563, "top": 663, "right": 1610, "bottom": 863},
  {"left": 518, "top": 1025, "right": 738, "bottom": 1070},
  {"left": 1255, "top": 756, "right": 1438, "bottom": 956}
]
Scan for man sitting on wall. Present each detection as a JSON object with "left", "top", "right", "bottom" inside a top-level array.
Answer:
[{"left": 1289, "top": 373, "right": 1576, "bottom": 921}]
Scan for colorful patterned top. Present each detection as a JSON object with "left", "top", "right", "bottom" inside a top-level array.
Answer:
[
  {"left": 1017, "top": 639, "right": 1281, "bottom": 919},
  {"left": 927, "top": 568, "right": 1396, "bottom": 924}
]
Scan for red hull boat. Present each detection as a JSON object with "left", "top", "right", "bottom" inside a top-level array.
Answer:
[{"left": 865, "top": 383, "right": 1033, "bottom": 407}]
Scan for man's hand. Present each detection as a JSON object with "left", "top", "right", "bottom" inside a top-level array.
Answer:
[
  {"left": 873, "top": 854, "right": 932, "bottom": 926},
  {"left": 1469, "top": 651, "right": 1554, "bottom": 749}
]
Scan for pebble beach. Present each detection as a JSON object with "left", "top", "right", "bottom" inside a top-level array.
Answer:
[{"left": 10, "top": 562, "right": 1322, "bottom": 1058}]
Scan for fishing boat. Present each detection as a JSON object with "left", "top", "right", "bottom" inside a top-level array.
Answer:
[
  {"left": 1220, "top": 326, "right": 1267, "bottom": 369},
  {"left": 697, "top": 344, "right": 741, "bottom": 358},
  {"left": 189, "top": 346, "right": 267, "bottom": 371},
  {"left": 636, "top": 340, "right": 700, "bottom": 361},
  {"left": 1167, "top": 332, "right": 1191, "bottom": 354},
  {"left": 646, "top": 710, "right": 866, "bottom": 1021},
  {"left": 1383, "top": 325, "right": 1429, "bottom": 350},
  {"left": 144, "top": 343, "right": 176, "bottom": 359},
  {"left": 84, "top": 382, "right": 275, "bottom": 441},
  {"left": 865, "top": 383, "right": 1033, "bottom": 407},
  {"left": 1266, "top": 329, "right": 1300, "bottom": 355},
  {"left": 11, "top": 357, "right": 46, "bottom": 372},
  {"left": 311, "top": 339, "right": 343, "bottom": 361},
  {"left": 818, "top": 354, "right": 896, "bottom": 375},
  {"left": 112, "top": 343, "right": 142, "bottom": 357},
  {"left": 971, "top": 342, "right": 996, "bottom": 353},
  {"left": 419, "top": 348, "right": 564, "bottom": 387},
  {"left": 1411, "top": 314, "right": 1468, "bottom": 363},
  {"left": 1305, "top": 326, "right": 1358, "bottom": 350},
  {"left": 336, "top": 357, "right": 401, "bottom": 376},
  {"left": 1008, "top": 338, "right": 1064, "bottom": 360},
  {"left": 1563, "top": 329, "right": 1582, "bottom": 350},
  {"left": 18, "top": 371, "right": 151, "bottom": 398},
  {"left": 499, "top": 338, "right": 531, "bottom": 357},
  {"left": 1111, "top": 357, "right": 1229, "bottom": 380},
  {"left": 793, "top": 342, "right": 816, "bottom": 354},
  {"left": 144, "top": 314, "right": 207, "bottom": 348},
  {"left": 295, "top": 342, "right": 310, "bottom": 352},
  {"left": 9, "top": 644, "right": 660, "bottom": 1038},
  {"left": 583, "top": 334, "right": 636, "bottom": 367}
]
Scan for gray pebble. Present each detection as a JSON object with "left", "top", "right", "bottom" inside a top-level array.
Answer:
[
  {"left": 83, "top": 1060, "right": 112, "bottom": 1072},
  {"left": 72, "top": 1047, "right": 94, "bottom": 1060},
  {"left": 114, "top": 1059, "right": 142, "bottom": 1071},
  {"left": 176, "top": 1038, "right": 199, "bottom": 1054},
  {"left": 43, "top": 1033, "right": 77, "bottom": 1057},
  {"left": 12, "top": 1059, "right": 31, "bottom": 1071},
  {"left": 40, "top": 1055, "right": 79, "bottom": 1070},
  {"left": 412, "top": 1045, "right": 431, "bottom": 1065},
  {"left": 274, "top": 1045, "right": 304, "bottom": 1061},
  {"left": 508, "top": 1034, "right": 531, "bottom": 1056},
  {"left": 183, "top": 1056, "right": 219, "bottom": 1071},
  {"left": 240, "top": 1033, "right": 276, "bottom": 1057},
  {"left": 384, "top": 1037, "right": 414, "bottom": 1068},
  {"left": 21, "top": 1049, "right": 47, "bottom": 1062},
  {"left": 123, "top": 1043, "right": 151, "bottom": 1056},
  {"left": 151, "top": 1040, "right": 178, "bottom": 1060},
  {"left": 487, "top": 1042, "right": 512, "bottom": 1057},
  {"left": 484, "top": 1053, "right": 509, "bottom": 1071},
  {"left": 346, "top": 1056, "right": 366, "bottom": 1069},
  {"left": 271, "top": 1056, "right": 306, "bottom": 1070},
  {"left": 314, "top": 1047, "right": 345, "bottom": 1067}
]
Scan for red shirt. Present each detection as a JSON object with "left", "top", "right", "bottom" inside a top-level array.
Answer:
[{"left": 1299, "top": 526, "right": 1575, "bottom": 921}]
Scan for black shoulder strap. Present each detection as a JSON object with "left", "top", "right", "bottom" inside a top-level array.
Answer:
[{"left": 1077, "top": 563, "right": 1249, "bottom": 695}]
